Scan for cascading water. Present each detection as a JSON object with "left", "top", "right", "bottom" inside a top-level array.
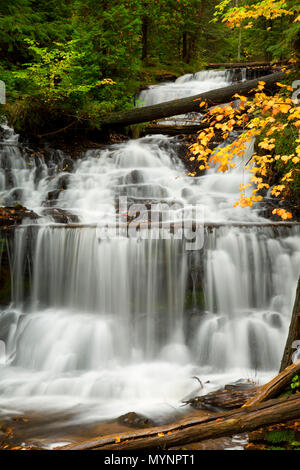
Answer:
[
  {"left": 137, "top": 70, "right": 231, "bottom": 107},
  {"left": 0, "top": 70, "right": 299, "bottom": 444}
]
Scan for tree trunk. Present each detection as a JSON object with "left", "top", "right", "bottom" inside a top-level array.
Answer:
[
  {"left": 99, "top": 71, "right": 285, "bottom": 128},
  {"left": 62, "top": 394, "right": 300, "bottom": 450},
  {"left": 145, "top": 122, "right": 208, "bottom": 135},
  {"left": 186, "top": 0, "right": 206, "bottom": 64},
  {"left": 142, "top": 15, "right": 149, "bottom": 61},
  {"left": 280, "top": 278, "right": 300, "bottom": 372},
  {"left": 182, "top": 32, "right": 188, "bottom": 62}
]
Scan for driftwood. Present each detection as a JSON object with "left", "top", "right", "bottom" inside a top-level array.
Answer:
[
  {"left": 244, "top": 361, "right": 300, "bottom": 407},
  {"left": 185, "top": 386, "right": 260, "bottom": 411},
  {"left": 62, "top": 394, "right": 300, "bottom": 450},
  {"left": 99, "top": 72, "right": 285, "bottom": 128},
  {"left": 280, "top": 278, "right": 300, "bottom": 372}
]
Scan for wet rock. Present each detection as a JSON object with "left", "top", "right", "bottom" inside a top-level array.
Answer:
[
  {"left": 44, "top": 189, "right": 61, "bottom": 206},
  {"left": 41, "top": 208, "right": 79, "bottom": 224},
  {"left": 264, "top": 311, "right": 282, "bottom": 329},
  {"left": 124, "top": 170, "right": 144, "bottom": 185},
  {"left": 4, "top": 170, "right": 15, "bottom": 189},
  {"left": 57, "top": 174, "right": 70, "bottom": 190},
  {"left": 117, "top": 412, "right": 155, "bottom": 429},
  {"left": 3, "top": 188, "right": 23, "bottom": 206},
  {"left": 0, "top": 312, "right": 18, "bottom": 342},
  {"left": 0, "top": 205, "right": 39, "bottom": 227}
]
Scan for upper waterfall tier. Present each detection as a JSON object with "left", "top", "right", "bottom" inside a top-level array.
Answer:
[
  {"left": 137, "top": 69, "right": 232, "bottom": 107},
  {"left": 0, "top": 125, "right": 268, "bottom": 225}
]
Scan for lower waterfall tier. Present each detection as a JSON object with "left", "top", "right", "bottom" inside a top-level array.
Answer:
[{"left": 0, "top": 224, "right": 298, "bottom": 426}]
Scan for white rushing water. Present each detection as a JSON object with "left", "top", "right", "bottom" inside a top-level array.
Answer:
[
  {"left": 137, "top": 69, "right": 232, "bottom": 107},
  {"left": 0, "top": 70, "right": 299, "bottom": 438}
]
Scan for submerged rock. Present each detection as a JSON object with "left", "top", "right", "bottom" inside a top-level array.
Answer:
[{"left": 117, "top": 412, "right": 155, "bottom": 429}]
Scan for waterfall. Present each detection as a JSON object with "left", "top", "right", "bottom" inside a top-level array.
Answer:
[
  {"left": 0, "top": 76, "right": 299, "bottom": 431},
  {"left": 137, "top": 69, "right": 230, "bottom": 107}
]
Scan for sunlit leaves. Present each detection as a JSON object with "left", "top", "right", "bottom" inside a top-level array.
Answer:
[
  {"left": 215, "top": 1, "right": 295, "bottom": 30},
  {"left": 187, "top": 78, "right": 300, "bottom": 220}
]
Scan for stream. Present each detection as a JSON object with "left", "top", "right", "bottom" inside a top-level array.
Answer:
[{"left": 0, "top": 69, "right": 299, "bottom": 449}]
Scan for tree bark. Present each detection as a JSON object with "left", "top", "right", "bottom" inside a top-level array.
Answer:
[
  {"left": 141, "top": 15, "right": 149, "bottom": 61},
  {"left": 182, "top": 32, "right": 188, "bottom": 62},
  {"left": 145, "top": 122, "right": 208, "bottom": 135},
  {"left": 62, "top": 394, "right": 300, "bottom": 450},
  {"left": 280, "top": 278, "right": 300, "bottom": 372},
  {"left": 99, "top": 72, "right": 285, "bottom": 128},
  {"left": 244, "top": 361, "right": 300, "bottom": 407}
]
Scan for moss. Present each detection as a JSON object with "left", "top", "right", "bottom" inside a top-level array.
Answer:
[{"left": 266, "top": 430, "right": 296, "bottom": 444}]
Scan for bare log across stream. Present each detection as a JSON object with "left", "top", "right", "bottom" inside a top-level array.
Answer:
[
  {"left": 280, "top": 278, "right": 300, "bottom": 372},
  {"left": 99, "top": 72, "right": 284, "bottom": 128},
  {"left": 62, "top": 394, "right": 300, "bottom": 450},
  {"left": 5, "top": 221, "right": 300, "bottom": 231}
]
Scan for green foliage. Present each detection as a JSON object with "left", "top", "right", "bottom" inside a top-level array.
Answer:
[
  {"left": 265, "top": 430, "right": 300, "bottom": 450},
  {"left": 266, "top": 430, "right": 296, "bottom": 443},
  {"left": 0, "top": 0, "right": 299, "bottom": 134},
  {"left": 13, "top": 39, "right": 116, "bottom": 105},
  {"left": 290, "top": 375, "right": 300, "bottom": 391},
  {"left": 214, "top": 0, "right": 299, "bottom": 61}
]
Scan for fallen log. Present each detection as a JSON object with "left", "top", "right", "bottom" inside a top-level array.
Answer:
[
  {"left": 62, "top": 394, "right": 300, "bottom": 450},
  {"left": 206, "top": 61, "right": 286, "bottom": 69},
  {"left": 244, "top": 361, "right": 300, "bottom": 407},
  {"left": 280, "top": 278, "right": 300, "bottom": 372},
  {"left": 145, "top": 123, "right": 206, "bottom": 135},
  {"left": 185, "top": 385, "right": 260, "bottom": 411},
  {"left": 99, "top": 72, "right": 285, "bottom": 128},
  {"left": 5, "top": 221, "right": 300, "bottom": 231}
]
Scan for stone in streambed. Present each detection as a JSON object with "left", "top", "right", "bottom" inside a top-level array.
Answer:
[
  {"left": 117, "top": 412, "right": 155, "bottom": 429},
  {"left": 41, "top": 208, "right": 79, "bottom": 224}
]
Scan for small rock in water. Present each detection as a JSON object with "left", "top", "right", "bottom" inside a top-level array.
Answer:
[{"left": 117, "top": 412, "right": 155, "bottom": 429}]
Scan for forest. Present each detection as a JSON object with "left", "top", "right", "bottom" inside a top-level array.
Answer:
[{"left": 0, "top": 0, "right": 300, "bottom": 456}]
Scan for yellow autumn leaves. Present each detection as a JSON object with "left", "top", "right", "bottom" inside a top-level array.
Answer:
[
  {"left": 188, "top": 79, "right": 300, "bottom": 219},
  {"left": 217, "top": 0, "right": 296, "bottom": 30}
]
